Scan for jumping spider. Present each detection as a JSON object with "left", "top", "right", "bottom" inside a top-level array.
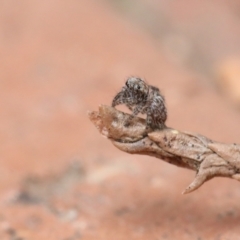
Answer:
[{"left": 112, "top": 77, "right": 167, "bottom": 130}]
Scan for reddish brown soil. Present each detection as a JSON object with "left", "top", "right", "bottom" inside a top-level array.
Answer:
[{"left": 1, "top": 0, "right": 240, "bottom": 239}]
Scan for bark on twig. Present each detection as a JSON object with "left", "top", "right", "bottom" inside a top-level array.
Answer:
[{"left": 88, "top": 105, "right": 240, "bottom": 194}]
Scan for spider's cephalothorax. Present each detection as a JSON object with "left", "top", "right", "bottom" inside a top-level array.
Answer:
[{"left": 112, "top": 77, "right": 167, "bottom": 130}]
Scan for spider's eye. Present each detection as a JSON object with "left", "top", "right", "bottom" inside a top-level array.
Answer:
[{"left": 134, "top": 84, "right": 141, "bottom": 91}]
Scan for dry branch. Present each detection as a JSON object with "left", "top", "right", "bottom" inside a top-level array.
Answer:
[{"left": 88, "top": 105, "right": 240, "bottom": 194}]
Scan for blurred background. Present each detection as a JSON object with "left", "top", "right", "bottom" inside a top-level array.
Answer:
[{"left": 1, "top": 0, "right": 240, "bottom": 239}]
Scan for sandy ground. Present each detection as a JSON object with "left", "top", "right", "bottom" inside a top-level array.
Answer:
[{"left": 1, "top": 0, "right": 240, "bottom": 239}]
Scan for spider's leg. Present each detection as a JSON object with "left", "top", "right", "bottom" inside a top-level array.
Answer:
[
  {"left": 112, "top": 91, "right": 124, "bottom": 107},
  {"left": 147, "top": 104, "right": 167, "bottom": 130},
  {"left": 112, "top": 88, "right": 137, "bottom": 107},
  {"left": 128, "top": 105, "right": 143, "bottom": 121},
  {"left": 146, "top": 112, "right": 153, "bottom": 129}
]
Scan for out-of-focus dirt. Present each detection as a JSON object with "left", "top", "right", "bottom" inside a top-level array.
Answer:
[
  {"left": 1, "top": 0, "right": 240, "bottom": 239},
  {"left": 215, "top": 58, "right": 240, "bottom": 106}
]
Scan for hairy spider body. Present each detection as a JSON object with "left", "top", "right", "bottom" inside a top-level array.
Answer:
[{"left": 112, "top": 77, "right": 167, "bottom": 129}]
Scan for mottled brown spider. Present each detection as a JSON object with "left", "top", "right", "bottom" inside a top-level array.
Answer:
[{"left": 112, "top": 77, "right": 167, "bottom": 130}]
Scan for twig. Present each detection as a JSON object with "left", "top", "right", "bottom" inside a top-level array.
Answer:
[{"left": 88, "top": 105, "right": 240, "bottom": 194}]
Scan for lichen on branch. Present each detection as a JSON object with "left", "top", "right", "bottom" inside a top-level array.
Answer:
[{"left": 89, "top": 105, "right": 240, "bottom": 194}]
